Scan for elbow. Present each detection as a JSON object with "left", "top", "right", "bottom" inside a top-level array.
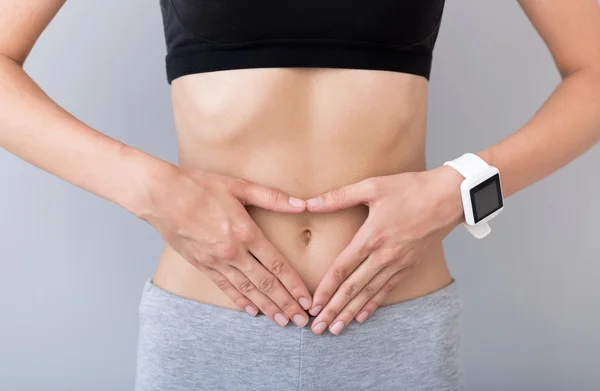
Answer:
[
  {"left": 582, "top": 67, "right": 600, "bottom": 141},
  {"left": 560, "top": 65, "right": 600, "bottom": 98},
  {"left": 562, "top": 65, "right": 600, "bottom": 142},
  {"left": 581, "top": 66, "right": 600, "bottom": 102},
  {"left": 0, "top": 52, "right": 26, "bottom": 68},
  {"left": 558, "top": 60, "right": 600, "bottom": 81}
]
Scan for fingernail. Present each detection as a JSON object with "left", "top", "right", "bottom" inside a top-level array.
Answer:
[
  {"left": 245, "top": 305, "right": 258, "bottom": 316},
  {"left": 356, "top": 310, "right": 369, "bottom": 323},
  {"left": 309, "top": 305, "right": 322, "bottom": 316},
  {"left": 293, "top": 314, "right": 308, "bottom": 327},
  {"left": 307, "top": 196, "right": 323, "bottom": 208},
  {"left": 312, "top": 321, "right": 327, "bottom": 334},
  {"left": 288, "top": 197, "right": 305, "bottom": 208},
  {"left": 298, "top": 297, "right": 311, "bottom": 310},
  {"left": 330, "top": 320, "right": 345, "bottom": 335},
  {"left": 274, "top": 313, "right": 289, "bottom": 327}
]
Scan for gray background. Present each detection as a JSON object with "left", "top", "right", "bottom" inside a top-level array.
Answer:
[{"left": 1, "top": 1, "right": 598, "bottom": 390}]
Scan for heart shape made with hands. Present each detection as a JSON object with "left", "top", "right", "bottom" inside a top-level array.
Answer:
[{"left": 282, "top": 166, "right": 463, "bottom": 335}]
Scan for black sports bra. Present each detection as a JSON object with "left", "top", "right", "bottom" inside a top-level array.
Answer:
[{"left": 159, "top": 0, "right": 446, "bottom": 84}]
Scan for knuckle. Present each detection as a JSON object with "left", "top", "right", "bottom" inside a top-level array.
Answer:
[
  {"left": 365, "top": 233, "right": 385, "bottom": 251},
  {"left": 375, "top": 257, "right": 391, "bottom": 269},
  {"left": 394, "top": 255, "right": 411, "bottom": 270},
  {"left": 382, "top": 282, "right": 395, "bottom": 294},
  {"left": 377, "top": 250, "right": 397, "bottom": 268},
  {"left": 232, "top": 219, "right": 252, "bottom": 233},
  {"left": 362, "top": 284, "right": 377, "bottom": 297},
  {"left": 270, "top": 259, "right": 287, "bottom": 276},
  {"left": 391, "top": 270, "right": 407, "bottom": 284},
  {"left": 266, "top": 187, "right": 281, "bottom": 204},
  {"left": 234, "top": 257, "right": 254, "bottom": 273},
  {"left": 185, "top": 254, "right": 201, "bottom": 269},
  {"left": 329, "top": 187, "right": 346, "bottom": 206},
  {"left": 364, "top": 237, "right": 377, "bottom": 252},
  {"left": 173, "top": 224, "right": 194, "bottom": 240},
  {"left": 238, "top": 279, "right": 255, "bottom": 293},
  {"left": 405, "top": 247, "right": 420, "bottom": 266},
  {"left": 214, "top": 277, "right": 230, "bottom": 291},
  {"left": 214, "top": 242, "right": 239, "bottom": 260},
  {"left": 332, "top": 267, "right": 347, "bottom": 283},
  {"left": 343, "top": 283, "right": 359, "bottom": 298},
  {"left": 258, "top": 275, "right": 276, "bottom": 293},
  {"left": 363, "top": 177, "right": 380, "bottom": 197},
  {"left": 229, "top": 178, "right": 248, "bottom": 194},
  {"left": 235, "top": 225, "right": 257, "bottom": 244},
  {"left": 198, "top": 254, "right": 217, "bottom": 268}
]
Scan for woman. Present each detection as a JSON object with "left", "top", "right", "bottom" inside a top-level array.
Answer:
[{"left": 1, "top": 0, "right": 599, "bottom": 390}]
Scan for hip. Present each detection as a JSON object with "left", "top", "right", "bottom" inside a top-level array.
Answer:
[{"left": 135, "top": 277, "right": 464, "bottom": 391}]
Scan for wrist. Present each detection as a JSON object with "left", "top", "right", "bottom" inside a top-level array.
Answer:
[
  {"left": 117, "top": 145, "right": 180, "bottom": 220},
  {"left": 430, "top": 164, "right": 465, "bottom": 228}
]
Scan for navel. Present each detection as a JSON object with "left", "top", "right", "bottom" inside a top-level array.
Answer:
[{"left": 302, "top": 229, "right": 312, "bottom": 246}]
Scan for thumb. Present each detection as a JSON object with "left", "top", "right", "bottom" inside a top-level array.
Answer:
[
  {"left": 306, "top": 178, "right": 376, "bottom": 212},
  {"left": 232, "top": 180, "right": 306, "bottom": 213}
]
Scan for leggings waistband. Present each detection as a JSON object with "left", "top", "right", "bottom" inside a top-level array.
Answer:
[{"left": 135, "top": 278, "right": 464, "bottom": 391}]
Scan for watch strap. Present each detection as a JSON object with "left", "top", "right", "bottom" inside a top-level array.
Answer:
[
  {"left": 443, "top": 153, "right": 495, "bottom": 239},
  {"left": 463, "top": 221, "right": 491, "bottom": 239},
  {"left": 443, "top": 153, "right": 490, "bottom": 179}
]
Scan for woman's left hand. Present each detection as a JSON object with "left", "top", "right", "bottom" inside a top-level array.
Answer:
[{"left": 306, "top": 165, "right": 466, "bottom": 335}]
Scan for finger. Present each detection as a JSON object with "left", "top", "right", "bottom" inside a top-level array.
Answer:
[
  {"left": 308, "top": 223, "right": 373, "bottom": 317},
  {"left": 235, "top": 251, "right": 310, "bottom": 327},
  {"left": 355, "top": 270, "right": 409, "bottom": 323},
  {"left": 218, "top": 264, "right": 294, "bottom": 327},
  {"left": 310, "top": 255, "right": 396, "bottom": 335},
  {"left": 248, "top": 232, "right": 313, "bottom": 311},
  {"left": 230, "top": 179, "right": 306, "bottom": 213},
  {"left": 305, "top": 177, "right": 378, "bottom": 212},
  {"left": 327, "top": 264, "right": 401, "bottom": 335},
  {"left": 198, "top": 265, "right": 259, "bottom": 316}
]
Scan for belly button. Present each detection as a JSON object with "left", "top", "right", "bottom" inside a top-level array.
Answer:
[{"left": 302, "top": 229, "right": 312, "bottom": 246}]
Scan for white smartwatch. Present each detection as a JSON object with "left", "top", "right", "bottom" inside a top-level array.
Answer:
[{"left": 443, "top": 153, "right": 504, "bottom": 239}]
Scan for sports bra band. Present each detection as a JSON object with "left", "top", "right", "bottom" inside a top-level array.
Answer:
[{"left": 159, "top": 0, "right": 446, "bottom": 84}]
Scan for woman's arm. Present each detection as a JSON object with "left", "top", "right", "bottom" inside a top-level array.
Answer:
[
  {"left": 477, "top": 0, "right": 600, "bottom": 198},
  {"left": 0, "top": 0, "right": 159, "bottom": 217},
  {"left": 302, "top": 0, "right": 600, "bottom": 335},
  {"left": 0, "top": 0, "right": 314, "bottom": 327}
]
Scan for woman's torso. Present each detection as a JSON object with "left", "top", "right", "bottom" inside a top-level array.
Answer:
[{"left": 152, "top": 67, "right": 452, "bottom": 311}]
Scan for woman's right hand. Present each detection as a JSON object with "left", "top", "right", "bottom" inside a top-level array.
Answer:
[
  {"left": 139, "top": 165, "right": 312, "bottom": 328},
  {"left": 0, "top": 0, "right": 310, "bottom": 327}
]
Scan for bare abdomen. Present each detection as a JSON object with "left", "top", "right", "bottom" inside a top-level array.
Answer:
[{"left": 152, "top": 67, "right": 452, "bottom": 310}]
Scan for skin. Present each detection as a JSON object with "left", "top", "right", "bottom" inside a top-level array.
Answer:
[
  {"left": 304, "top": 1, "right": 600, "bottom": 335},
  {"left": 1, "top": 0, "right": 599, "bottom": 342}
]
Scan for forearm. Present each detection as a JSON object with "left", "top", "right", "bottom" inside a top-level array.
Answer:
[
  {"left": 477, "top": 68, "right": 600, "bottom": 198},
  {"left": 0, "top": 54, "right": 173, "bottom": 218}
]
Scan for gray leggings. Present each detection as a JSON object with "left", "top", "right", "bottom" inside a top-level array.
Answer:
[{"left": 135, "top": 278, "right": 464, "bottom": 391}]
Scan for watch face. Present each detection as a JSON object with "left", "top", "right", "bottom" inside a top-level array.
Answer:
[{"left": 470, "top": 173, "right": 503, "bottom": 223}]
